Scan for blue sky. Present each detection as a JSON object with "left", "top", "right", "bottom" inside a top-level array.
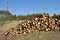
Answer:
[{"left": 0, "top": 0, "right": 60, "bottom": 16}]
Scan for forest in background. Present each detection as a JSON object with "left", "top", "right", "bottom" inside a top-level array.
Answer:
[{"left": 0, "top": 10, "right": 60, "bottom": 21}]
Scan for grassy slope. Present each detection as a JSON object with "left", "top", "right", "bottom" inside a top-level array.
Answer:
[{"left": 0, "top": 21, "right": 18, "bottom": 36}]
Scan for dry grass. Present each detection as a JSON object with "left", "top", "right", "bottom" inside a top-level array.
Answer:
[
  {"left": 0, "top": 20, "right": 18, "bottom": 36},
  {"left": 14, "top": 31, "right": 60, "bottom": 40}
]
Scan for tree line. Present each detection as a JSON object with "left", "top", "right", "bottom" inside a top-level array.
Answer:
[{"left": 0, "top": 10, "right": 60, "bottom": 21}]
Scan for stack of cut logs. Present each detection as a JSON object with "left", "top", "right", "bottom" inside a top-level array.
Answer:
[{"left": 5, "top": 14, "right": 60, "bottom": 35}]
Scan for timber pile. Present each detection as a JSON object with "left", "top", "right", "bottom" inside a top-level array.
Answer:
[{"left": 8, "top": 13, "right": 60, "bottom": 35}]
